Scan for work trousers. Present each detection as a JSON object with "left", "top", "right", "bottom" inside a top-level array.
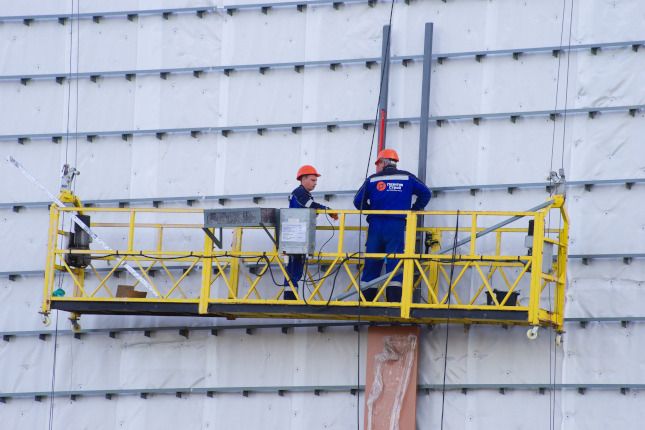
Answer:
[
  {"left": 361, "top": 218, "right": 405, "bottom": 302},
  {"left": 283, "top": 254, "right": 305, "bottom": 300}
]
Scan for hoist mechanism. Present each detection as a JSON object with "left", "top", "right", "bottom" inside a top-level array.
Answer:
[{"left": 41, "top": 188, "right": 569, "bottom": 336}]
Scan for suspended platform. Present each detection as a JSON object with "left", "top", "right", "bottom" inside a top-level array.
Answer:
[{"left": 42, "top": 192, "right": 569, "bottom": 334}]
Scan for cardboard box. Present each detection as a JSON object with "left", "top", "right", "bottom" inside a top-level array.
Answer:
[{"left": 116, "top": 285, "right": 147, "bottom": 299}]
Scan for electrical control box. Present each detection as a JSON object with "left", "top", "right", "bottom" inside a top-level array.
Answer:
[
  {"left": 279, "top": 208, "right": 316, "bottom": 255},
  {"left": 204, "top": 208, "right": 278, "bottom": 228}
]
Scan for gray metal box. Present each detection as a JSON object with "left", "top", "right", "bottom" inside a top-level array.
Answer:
[
  {"left": 204, "top": 208, "right": 278, "bottom": 228},
  {"left": 279, "top": 208, "right": 317, "bottom": 255}
]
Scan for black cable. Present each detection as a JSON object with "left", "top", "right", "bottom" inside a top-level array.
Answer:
[
  {"left": 440, "top": 211, "right": 460, "bottom": 430},
  {"left": 64, "top": 0, "right": 75, "bottom": 165},
  {"left": 325, "top": 252, "right": 360, "bottom": 306},
  {"left": 73, "top": 0, "right": 80, "bottom": 173},
  {"left": 548, "top": 2, "right": 575, "bottom": 427},
  {"left": 354, "top": 0, "right": 396, "bottom": 424},
  {"left": 300, "top": 213, "right": 337, "bottom": 301},
  {"left": 47, "top": 311, "right": 60, "bottom": 430}
]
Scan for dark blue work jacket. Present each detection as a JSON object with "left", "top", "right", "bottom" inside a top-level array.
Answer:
[
  {"left": 289, "top": 185, "right": 329, "bottom": 209},
  {"left": 353, "top": 165, "right": 431, "bottom": 221}
]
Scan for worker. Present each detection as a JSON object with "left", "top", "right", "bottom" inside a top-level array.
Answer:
[
  {"left": 353, "top": 149, "right": 431, "bottom": 302},
  {"left": 283, "top": 165, "right": 338, "bottom": 300}
]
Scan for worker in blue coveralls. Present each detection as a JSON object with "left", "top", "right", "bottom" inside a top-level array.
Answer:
[
  {"left": 283, "top": 165, "right": 338, "bottom": 300},
  {"left": 353, "top": 149, "right": 431, "bottom": 302}
]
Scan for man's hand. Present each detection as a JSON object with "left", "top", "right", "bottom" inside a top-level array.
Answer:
[{"left": 329, "top": 213, "right": 339, "bottom": 221}]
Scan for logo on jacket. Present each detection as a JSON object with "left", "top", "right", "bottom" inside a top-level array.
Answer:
[{"left": 376, "top": 181, "right": 386, "bottom": 191}]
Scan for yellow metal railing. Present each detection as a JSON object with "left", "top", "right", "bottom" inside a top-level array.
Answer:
[{"left": 43, "top": 194, "right": 568, "bottom": 331}]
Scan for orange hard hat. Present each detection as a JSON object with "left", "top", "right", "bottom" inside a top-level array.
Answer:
[
  {"left": 296, "top": 165, "right": 321, "bottom": 180},
  {"left": 375, "top": 148, "right": 399, "bottom": 165}
]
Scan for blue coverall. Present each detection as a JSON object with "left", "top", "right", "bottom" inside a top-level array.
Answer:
[
  {"left": 353, "top": 165, "right": 431, "bottom": 302},
  {"left": 283, "top": 185, "right": 330, "bottom": 300}
]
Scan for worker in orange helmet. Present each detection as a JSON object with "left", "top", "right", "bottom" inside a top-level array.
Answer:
[
  {"left": 283, "top": 165, "right": 338, "bottom": 300},
  {"left": 353, "top": 149, "right": 431, "bottom": 302}
]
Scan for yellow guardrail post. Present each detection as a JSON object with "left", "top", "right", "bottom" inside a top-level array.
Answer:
[
  {"left": 528, "top": 212, "right": 545, "bottom": 326},
  {"left": 199, "top": 228, "right": 214, "bottom": 314},
  {"left": 469, "top": 214, "right": 478, "bottom": 256},
  {"left": 42, "top": 204, "right": 59, "bottom": 314},
  {"left": 337, "top": 213, "right": 346, "bottom": 253},
  {"left": 400, "top": 212, "right": 417, "bottom": 319},
  {"left": 76, "top": 268, "right": 85, "bottom": 298},
  {"left": 555, "top": 205, "right": 569, "bottom": 330},
  {"left": 427, "top": 228, "right": 441, "bottom": 304},
  {"left": 127, "top": 210, "right": 136, "bottom": 252},
  {"left": 229, "top": 228, "right": 243, "bottom": 299}
]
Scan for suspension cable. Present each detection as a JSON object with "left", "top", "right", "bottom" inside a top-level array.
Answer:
[
  {"left": 355, "top": 0, "right": 396, "bottom": 427},
  {"left": 439, "top": 211, "right": 459, "bottom": 429},
  {"left": 47, "top": 311, "right": 60, "bottom": 430},
  {"left": 547, "top": 2, "right": 575, "bottom": 428}
]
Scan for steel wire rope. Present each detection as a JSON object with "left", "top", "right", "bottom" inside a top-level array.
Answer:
[
  {"left": 439, "top": 211, "right": 460, "bottom": 430},
  {"left": 49, "top": 1, "right": 79, "bottom": 427},
  {"left": 546, "top": 1, "right": 575, "bottom": 427},
  {"left": 73, "top": 1, "right": 80, "bottom": 173},
  {"left": 47, "top": 311, "right": 60, "bottom": 430},
  {"left": 351, "top": 0, "right": 397, "bottom": 426}
]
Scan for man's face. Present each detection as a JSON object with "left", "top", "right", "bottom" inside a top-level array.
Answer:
[
  {"left": 376, "top": 160, "right": 386, "bottom": 173},
  {"left": 300, "top": 175, "right": 318, "bottom": 192}
]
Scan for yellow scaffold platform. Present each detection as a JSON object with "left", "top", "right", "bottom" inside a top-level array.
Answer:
[{"left": 42, "top": 191, "right": 568, "bottom": 333}]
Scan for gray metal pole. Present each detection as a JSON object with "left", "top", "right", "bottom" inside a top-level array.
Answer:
[
  {"left": 377, "top": 25, "right": 391, "bottom": 151},
  {"left": 417, "top": 22, "right": 433, "bottom": 185},
  {"left": 416, "top": 23, "right": 434, "bottom": 258}
]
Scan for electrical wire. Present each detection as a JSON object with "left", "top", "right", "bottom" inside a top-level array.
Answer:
[{"left": 439, "top": 211, "right": 460, "bottom": 430}]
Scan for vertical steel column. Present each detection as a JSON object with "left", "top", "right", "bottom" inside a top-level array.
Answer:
[
  {"left": 416, "top": 23, "right": 434, "bottom": 258},
  {"left": 377, "top": 25, "right": 391, "bottom": 152},
  {"left": 417, "top": 23, "right": 433, "bottom": 185}
]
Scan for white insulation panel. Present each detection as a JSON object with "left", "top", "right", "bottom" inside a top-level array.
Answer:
[{"left": 1, "top": 0, "right": 645, "bottom": 428}]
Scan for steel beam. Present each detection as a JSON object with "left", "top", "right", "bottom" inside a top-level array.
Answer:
[
  {"left": 0, "top": 104, "right": 642, "bottom": 144},
  {"left": 0, "top": 383, "right": 643, "bottom": 403},
  {"left": 2, "top": 39, "right": 643, "bottom": 84},
  {"left": 377, "top": 25, "right": 391, "bottom": 152},
  {"left": 1, "top": 177, "right": 644, "bottom": 211},
  {"left": 417, "top": 22, "right": 433, "bottom": 185}
]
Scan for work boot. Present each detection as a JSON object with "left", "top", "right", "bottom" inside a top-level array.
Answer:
[
  {"left": 362, "top": 288, "right": 378, "bottom": 302},
  {"left": 386, "top": 286, "right": 402, "bottom": 302},
  {"left": 283, "top": 291, "right": 297, "bottom": 301}
]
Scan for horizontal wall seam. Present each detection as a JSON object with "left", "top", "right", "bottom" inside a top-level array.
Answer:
[
  {"left": 0, "top": 383, "right": 641, "bottom": 402},
  {"left": 1, "top": 179, "right": 644, "bottom": 211},
  {"left": 1, "top": 318, "right": 644, "bottom": 341},
  {"left": 0, "top": 0, "right": 380, "bottom": 24},
  {"left": 3, "top": 39, "right": 643, "bottom": 83},
  {"left": 0, "top": 104, "right": 643, "bottom": 143}
]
